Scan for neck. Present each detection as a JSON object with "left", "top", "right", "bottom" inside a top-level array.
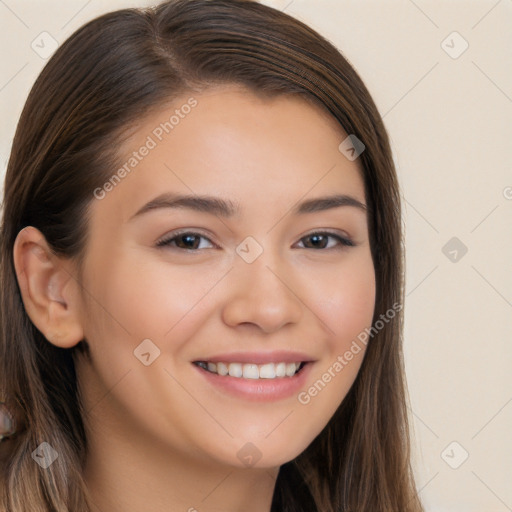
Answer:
[{"left": 83, "top": 416, "right": 279, "bottom": 512}]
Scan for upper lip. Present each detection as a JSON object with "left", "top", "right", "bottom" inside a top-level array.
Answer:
[{"left": 193, "top": 351, "right": 316, "bottom": 365}]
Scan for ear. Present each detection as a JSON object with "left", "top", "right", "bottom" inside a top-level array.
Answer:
[{"left": 12, "top": 226, "right": 84, "bottom": 348}]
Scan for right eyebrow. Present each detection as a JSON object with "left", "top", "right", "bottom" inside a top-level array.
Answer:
[{"left": 129, "top": 193, "right": 240, "bottom": 221}]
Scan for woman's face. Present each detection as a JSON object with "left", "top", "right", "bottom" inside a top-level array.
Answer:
[{"left": 75, "top": 86, "right": 376, "bottom": 468}]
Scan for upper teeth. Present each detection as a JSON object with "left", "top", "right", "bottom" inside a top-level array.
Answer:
[{"left": 197, "top": 361, "right": 302, "bottom": 379}]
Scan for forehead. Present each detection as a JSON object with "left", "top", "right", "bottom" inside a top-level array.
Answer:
[{"left": 91, "top": 85, "right": 366, "bottom": 224}]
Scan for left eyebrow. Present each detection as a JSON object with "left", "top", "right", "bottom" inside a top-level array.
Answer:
[
  {"left": 293, "top": 194, "right": 367, "bottom": 215},
  {"left": 128, "top": 192, "right": 367, "bottom": 222}
]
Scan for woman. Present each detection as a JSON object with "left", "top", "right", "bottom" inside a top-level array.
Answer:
[{"left": 0, "top": 1, "right": 423, "bottom": 510}]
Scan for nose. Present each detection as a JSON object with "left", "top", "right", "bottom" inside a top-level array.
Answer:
[{"left": 221, "top": 254, "right": 303, "bottom": 334}]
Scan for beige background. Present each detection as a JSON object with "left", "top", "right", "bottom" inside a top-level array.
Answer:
[{"left": 1, "top": 0, "right": 511, "bottom": 510}]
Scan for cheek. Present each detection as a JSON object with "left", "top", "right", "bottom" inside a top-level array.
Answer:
[
  {"left": 308, "top": 252, "right": 376, "bottom": 352},
  {"left": 295, "top": 252, "right": 375, "bottom": 416},
  {"left": 76, "top": 252, "right": 224, "bottom": 440},
  {"left": 85, "top": 252, "right": 224, "bottom": 344}
]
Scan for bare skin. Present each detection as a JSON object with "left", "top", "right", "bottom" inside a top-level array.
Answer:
[{"left": 13, "top": 85, "right": 375, "bottom": 512}]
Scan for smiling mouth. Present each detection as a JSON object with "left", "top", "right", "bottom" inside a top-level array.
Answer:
[{"left": 193, "top": 361, "right": 307, "bottom": 379}]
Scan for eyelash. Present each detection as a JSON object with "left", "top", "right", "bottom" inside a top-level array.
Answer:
[{"left": 155, "top": 230, "right": 356, "bottom": 251}]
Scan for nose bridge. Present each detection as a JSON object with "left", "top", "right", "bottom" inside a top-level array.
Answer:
[
  {"left": 239, "top": 253, "right": 284, "bottom": 297},
  {"left": 221, "top": 242, "right": 303, "bottom": 332}
]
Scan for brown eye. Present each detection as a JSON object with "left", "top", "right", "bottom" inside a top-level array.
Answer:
[
  {"left": 156, "top": 232, "right": 215, "bottom": 250},
  {"left": 298, "top": 232, "right": 355, "bottom": 250}
]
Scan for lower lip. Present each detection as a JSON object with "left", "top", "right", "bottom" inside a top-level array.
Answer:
[{"left": 193, "top": 362, "right": 314, "bottom": 402}]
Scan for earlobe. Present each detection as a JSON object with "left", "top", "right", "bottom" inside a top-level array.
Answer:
[{"left": 12, "top": 226, "right": 84, "bottom": 349}]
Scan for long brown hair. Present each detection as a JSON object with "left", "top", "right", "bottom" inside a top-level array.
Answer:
[{"left": 0, "top": 1, "right": 423, "bottom": 510}]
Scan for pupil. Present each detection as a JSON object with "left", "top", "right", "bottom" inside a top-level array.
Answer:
[
  {"left": 309, "top": 234, "right": 327, "bottom": 249},
  {"left": 181, "top": 235, "right": 198, "bottom": 249}
]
